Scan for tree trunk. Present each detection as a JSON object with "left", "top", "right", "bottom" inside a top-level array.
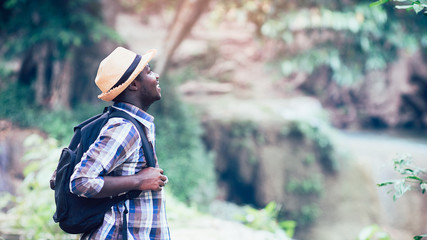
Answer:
[
  {"left": 157, "top": 0, "right": 211, "bottom": 76},
  {"left": 21, "top": 43, "right": 73, "bottom": 109},
  {"left": 33, "top": 43, "right": 49, "bottom": 106},
  {"left": 48, "top": 56, "right": 72, "bottom": 109},
  {"left": 18, "top": 48, "right": 36, "bottom": 86}
]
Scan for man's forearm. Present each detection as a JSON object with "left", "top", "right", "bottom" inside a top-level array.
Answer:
[
  {"left": 92, "top": 175, "right": 139, "bottom": 198},
  {"left": 92, "top": 167, "right": 167, "bottom": 198}
]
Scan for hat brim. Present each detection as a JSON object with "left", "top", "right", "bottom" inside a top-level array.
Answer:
[{"left": 98, "top": 49, "right": 157, "bottom": 101}]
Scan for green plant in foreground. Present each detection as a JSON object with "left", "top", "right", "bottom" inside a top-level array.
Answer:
[
  {"left": 0, "top": 135, "right": 70, "bottom": 239},
  {"left": 377, "top": 154, "right": 426, "bottom": 201},
  {"left": 377, "top": 154, "right": 427, "bottom": 240},
  {"left": 235, "top": 202, "right": 295, "bottom": 239}
]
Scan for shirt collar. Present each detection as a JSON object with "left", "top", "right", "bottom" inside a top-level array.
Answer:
[{"left": 112, "top": 102, "right": 154, "bottom": 125}]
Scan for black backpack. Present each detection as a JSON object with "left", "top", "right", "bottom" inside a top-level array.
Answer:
[{"left": 50, "top": 106, "right": 155, "bottom": 235}]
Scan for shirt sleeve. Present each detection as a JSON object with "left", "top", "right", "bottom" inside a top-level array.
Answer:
[{"left": 69, "top": 118, "right": 140, "bottom": 198}]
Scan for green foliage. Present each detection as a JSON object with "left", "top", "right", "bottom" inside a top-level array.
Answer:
[
  {"left": 235, "top": 202, "right": 295, "bottom": 238},
  {"left": 377, "top": 155, "right": 427, "bottom": 239},
  {"left": 0, "top": 64, "right": 14, "bottom": 83},
  {"left": 230, "top": 120, "right": 257, "bottom": 138},
  {"left": 289, "top": 119, "right": 339, "bottom": 172},
  {"left": 280, "top": 118, "right": 336, "bottom": 227},
  {"left": 377, "top": 154, "right": 426, "bottom": 201},
  {"left": 228, "top": 120, "right": 259, "bottom": 164},
  {"left": 155, "top": 107, "right": 216, "bottom": 205},
  {"left": 370, "top": 0, "right": 427, "bottom": 14},
  {"left": 304, "top": 154, "right": 316, "bottom": 165},
  {"left": 0, "top": 0, "right": 119, "bottom": 58},
  {"left": 298, "top": 203, "right": 321, "bottom": 226},
  {"left": 215, "top": 0, "right": 426, "bottom": 91},
  {"left": 151, "top": 74, "right": 216, "bottom": 206},
  {"left": 285, "top": 179, "right": 323, "bottom": 226},
  {"left": 0, "top": 135, "right": 70, "bottom": 239},
  {"left": 0, "top": 0, "right": 121, "bottom": 109},
  {"left": 286, "top": 175, "right": 324, "bottom": 195},
  {"left": 261, "top": 3, "right": 421, "bottom": 86},
  {"left": 0, "top": 81, "right": 104, "bottom": 144},
  {"left": 34, "top": 103, "right": 105, "bottom": 144},
  {"left": 0, "top": 81, "right": 37, "bottom": 127},
  {"left": 283, "top": 202, "right": 321, "bottom": 228},
  {"left": 357, "top": 224, "right": 391, "bottom": 240},
  {"left": 277, "top": 48, "right": 364, "bottom": 86},
  {"left": 279, "top": 220, "right": 297, "bottom": 239}
]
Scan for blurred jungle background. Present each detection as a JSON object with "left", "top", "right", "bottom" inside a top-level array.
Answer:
[{"left": 0, "top": 0, "right": 427, "bottom": 239}]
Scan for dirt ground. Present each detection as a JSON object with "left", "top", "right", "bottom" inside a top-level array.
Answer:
[{"left": 169, "top": 215, "right": 288, "bottom": 240}]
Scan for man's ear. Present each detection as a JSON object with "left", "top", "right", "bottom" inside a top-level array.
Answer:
[{"left": 127, "top": 79, "right": 138, "bottom": 91}]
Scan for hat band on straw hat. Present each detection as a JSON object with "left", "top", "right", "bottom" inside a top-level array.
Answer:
[{"left": 110, "top": 54, "right": 142, "bottom": 91}]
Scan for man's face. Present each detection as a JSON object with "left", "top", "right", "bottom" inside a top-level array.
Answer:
[{"left": 138, "top": 64, "right": 161, "bottom": 104}]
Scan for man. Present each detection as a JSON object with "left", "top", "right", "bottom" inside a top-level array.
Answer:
[{"left": 70, "top": 47, "right": 171, "bottom": 240}]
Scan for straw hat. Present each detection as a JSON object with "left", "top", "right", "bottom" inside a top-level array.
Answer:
[{"left": 95, "top": 47, "right": 157, "bottom": 101}]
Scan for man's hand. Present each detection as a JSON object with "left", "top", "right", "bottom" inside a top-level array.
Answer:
[{"left": 135, "top": 167, "right": 168, "bottom": 192}]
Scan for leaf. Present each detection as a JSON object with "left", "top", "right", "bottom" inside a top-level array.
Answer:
[
  {"left": 394, "top": 5, "right": 414, "bottom": 9},
  {"left": 405, "top": 176, "right": 423, "bottom": 181},
  {"left": 279, "top": 220, "right": 296, "bottom": 238},
  {"left": 414, "top": 235, "right": 427, "bottom": 240},
  {"left": 370, "top": 0, "right": 391, "bottom": 7},
  {"left": 0, "top": 193, "right": 13, "bottom": 210},
  {"left": 264, "top": 202, "right": 277, "bottom": 215},
  {"left": 393, "top": 179, "right": 411, "bottom": 200},
  {"left": 23, "top": 162, "right": 41, "bottom": 177},
  {"left": 377, "top": 181, "right": 395, "bottom": 187},
  {"left": 358, "top": 225, "right": 379, "bottom": 240},
  {"left": 412, "top": 3, "right": 425, "bottom": 13}
]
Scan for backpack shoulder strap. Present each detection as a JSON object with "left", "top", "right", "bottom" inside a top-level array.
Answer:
[
  {"left": 108, "top": 109, "right": 156, "bottom": 204},
  {"left": 108, "top": 109, "right": 156, "bottom": 168}
]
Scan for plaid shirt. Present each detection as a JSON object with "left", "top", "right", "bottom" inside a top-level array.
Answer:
[{"left": 70, "top": 102, "right": 171, "bottom": 240}]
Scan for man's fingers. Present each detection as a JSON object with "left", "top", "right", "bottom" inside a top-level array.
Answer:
[{"left": 160, "top": 175, "right": 167, "bottom": 181}]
